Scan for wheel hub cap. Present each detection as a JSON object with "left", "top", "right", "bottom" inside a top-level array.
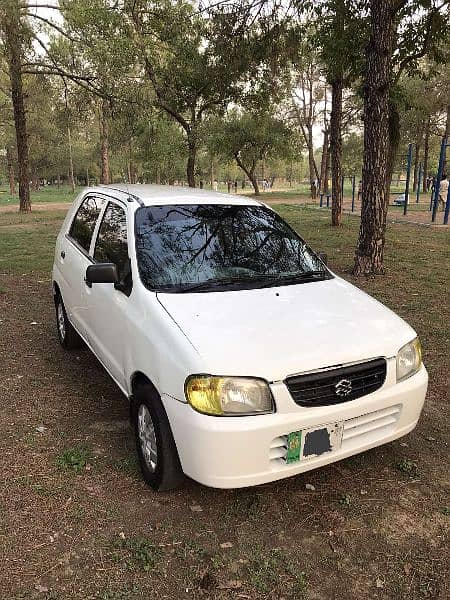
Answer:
[
  {"left": 137, "top": 404, "right": 157, "bottom": 472},
  {"left": 57, "top": 302, "right": 65, "bottom": 340}
]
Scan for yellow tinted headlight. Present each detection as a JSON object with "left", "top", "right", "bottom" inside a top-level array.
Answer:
[
  {"left": 185, "top": 376, "right": 274, "bottom": 416},
  {"left": 396, "top": 337, "right": 422, "bottom": 382}
]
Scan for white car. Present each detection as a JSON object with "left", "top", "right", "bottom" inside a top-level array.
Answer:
[{"left": 52, "top": 185, "right": 428, "bottom": 491}]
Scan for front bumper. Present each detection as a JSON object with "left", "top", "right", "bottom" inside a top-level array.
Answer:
[{"left": 162, "top": 363, "right": 428, "bottom": 488}]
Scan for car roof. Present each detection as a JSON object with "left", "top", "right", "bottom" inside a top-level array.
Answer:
[{"left": 92, "top": 184, "right": 263, "bottom": 207}]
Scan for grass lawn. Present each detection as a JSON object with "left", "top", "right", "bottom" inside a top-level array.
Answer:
[
  {"left": 0, "top": 205, "right": 449, "bottom": 599},
  {"left": 0, "top": 185, "right": 76, "bottom": 206}
]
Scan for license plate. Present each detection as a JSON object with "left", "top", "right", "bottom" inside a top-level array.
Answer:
[{"left": 286, "top": 422, "right": 343, "bottom": 463}]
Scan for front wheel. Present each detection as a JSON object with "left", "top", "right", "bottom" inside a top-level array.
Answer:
[
  {"left": 55, "top": 294, "right": 83, "bottom": 349},
  {"left": 132, "top": 383, "right": 184, "bottom": 491}
]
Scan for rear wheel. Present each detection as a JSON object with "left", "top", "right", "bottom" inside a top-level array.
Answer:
[
  {"left": 55, "top": 294, "right": 83, "bottom": 349},
  {"left": 132, "top": 382, "right": 184, "bottom": 491}
]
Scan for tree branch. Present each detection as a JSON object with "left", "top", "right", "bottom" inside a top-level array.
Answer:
[{"left": 24, "top": 13, "right": 83, "bottom": 44}]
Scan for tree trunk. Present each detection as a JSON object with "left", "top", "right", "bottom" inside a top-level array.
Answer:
[
  {"left": 67, "top": 125, "right": 75, "bottom": 192},
  {"left": 412, "top": 128, "right": 423, "bottom": 192},
  {"left": 186, "top": 135, "right": 196, "bottom": 188},
  {"left": 307, "top": 126, "right": 318, "bottom": 198},
  {"left": 6, "top": 146, "right": 16, "bottom": 195},
  {"left": 319, "top": 129, "right": 329, "bottom": 195},
  {"left": 319, "top": 83, "right": 329, "bottom": 194},
  {"left": 330, "top": 77, "right": 343, "bottom": 226},
  {"left": 100, "top": 99, "right": 110, "bottom": 185},
  {"left": 444, "top": 105, "right": 450, "bottom": 171},
  {"left": 423, "top": 117, "right": 430, "bottom": 192},
  {"left": 210, "top": 157, "right": 214, "bottom": 189},
  {"left": 248, "top": 172, "right": 260, "bottom": 196},
  {"left": 156, "top": 165, "right": 161, "bottom": 184},
  {"left": 235, "top": 154, "right": 260, "bottom": 195},
  {"left": 2, "top": 2, "right": 31, "bottom": 212},
  {"left": 324, "top": 147, "right": 330, "bottom": 194},
  {"left": 354, "top": 0, "right": 394, "bottom": 275}
]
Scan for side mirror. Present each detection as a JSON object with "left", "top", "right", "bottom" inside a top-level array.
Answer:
[
  {"left": 317, "top": 251, "right": 328, "bottom": 265},
  {"left": 85, "top": 263, "right": 119, "bottom": 287}
]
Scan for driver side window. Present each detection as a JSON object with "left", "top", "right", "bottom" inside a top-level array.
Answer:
[{"left": 94, "top": 202, "right": 132, "bottom": 295}]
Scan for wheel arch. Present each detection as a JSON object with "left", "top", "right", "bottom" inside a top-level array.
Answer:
[
  {"left": 129, "top": 371, "right": 161, "bottom": 420},
  {"left": 52, "top": 280, "right": 61, "bottom": 301},
  {"left": 130, "top": 371, "right": 160, "bottom": 398}
]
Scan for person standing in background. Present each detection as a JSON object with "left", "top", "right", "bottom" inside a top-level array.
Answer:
[
  {"left": 438, "top": 174, "right": 448, "bottom": 210},
  {"left": 357, "top": 180, "right": 362, "bottom": 202}
]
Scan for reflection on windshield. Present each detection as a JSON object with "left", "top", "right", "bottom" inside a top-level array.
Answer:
[{"left": 135, "top": 204, "right": 330, "bottom": 292}]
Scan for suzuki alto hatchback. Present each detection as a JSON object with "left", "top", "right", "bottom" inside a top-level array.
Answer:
[{"left": 52, "top": 185, "right": 428, "bottom": 490}]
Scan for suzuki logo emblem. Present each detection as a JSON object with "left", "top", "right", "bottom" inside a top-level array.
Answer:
[{"left": 335, "top": 378, "right": 352, "bottom": 397}]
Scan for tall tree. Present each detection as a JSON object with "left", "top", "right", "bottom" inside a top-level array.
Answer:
[
  {"left": 353, "top": 0, "right": 394, "bottom": 275},
  {"left": 318, "top": 0, "right": 365, "bottom": 226},
  {"left": 207, "top": 111, "right": 296, "bottom": 196},
  {"left": 290, "top": 49, "right": 322, "bottom": 197},
  {"left": 122, "top": 0, "right": 277, "bottom": 187},
  {"left": 354, "top": 0, "right": 449, "bottom": 274},
  {"left": 0, "top": 0, "right": 31, "bottom": 211}
]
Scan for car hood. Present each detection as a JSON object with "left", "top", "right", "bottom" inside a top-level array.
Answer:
[{"left": 157, "top": 277, "right": 416, "bottom": 381}]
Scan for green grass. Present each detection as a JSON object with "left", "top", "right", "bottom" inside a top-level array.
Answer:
[
  {"left": 56, "top": 446, "right": 92, "bottom": 473},
  {"left": 114, "top": 537, "right": 162, "bottom": 572},
  {"left": 111, "top": 455, "right": 140, "bottom": 478},
  {"left": 0, "top": 184, "right": 77, "bottom": 206},
  {"left": 396, "top": 458, "right": 419, "bottom": 478},
  {"left": 245, "top": 545, "right": 308, "bottom": 596},
  {"left": 0, "top": 223, "right": 60, "bottom": 274}
]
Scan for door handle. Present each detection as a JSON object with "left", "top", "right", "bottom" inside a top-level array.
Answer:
[{"left": 60, "top": 250, "right": 65, "bottom": 259}]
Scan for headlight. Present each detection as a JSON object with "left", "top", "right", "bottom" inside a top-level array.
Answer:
[
  {"left": 396, "top": 337, "right": 422, "bottom": 382},
  {"left": 185, "top": 375, "right": 274, "bottom": 416}
]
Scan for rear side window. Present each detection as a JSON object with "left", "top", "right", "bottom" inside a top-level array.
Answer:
[
  {"left": 94, "top": 203, "right": 130, "bottom": 283},
  {"left": 69, "top": 196, "right": 105, "bottom": 253}
]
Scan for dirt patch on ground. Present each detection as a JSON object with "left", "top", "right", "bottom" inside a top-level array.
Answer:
[
  {"left": 0, "top": 222, "right": 50, "bottom": 231},
  {"left": 0, "top": 202, "right": 71, "bottom": 214},
  {"left": 1, "top": 273, "right": 449, "bottom": 600}
]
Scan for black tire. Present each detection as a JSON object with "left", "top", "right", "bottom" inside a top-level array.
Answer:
[
  {"left": 131, "top": 382, "right": 184, "bottom": 491},
  {"left": 55, "top": 294, "right": 83, "bottom": 350}
]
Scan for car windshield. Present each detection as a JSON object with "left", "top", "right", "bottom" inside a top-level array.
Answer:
[{"left": 135, "top": 204, "right": 331, "bottom": 292}]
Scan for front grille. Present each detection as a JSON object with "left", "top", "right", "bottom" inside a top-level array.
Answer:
[{"left": 285, "top": 358, "right": 387, "bottom": 407}]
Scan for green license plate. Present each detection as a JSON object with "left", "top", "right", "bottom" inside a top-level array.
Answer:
[{"left": 286, "top": 430, "right": 302, "bottom": 463}]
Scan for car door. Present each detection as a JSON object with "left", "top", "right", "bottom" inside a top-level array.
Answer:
[
  {"left": 86, "top": 200, "right": 131, "bottom": 391},
  {"left": 58, "top": 195, "right": 106, "bottom": 339}
]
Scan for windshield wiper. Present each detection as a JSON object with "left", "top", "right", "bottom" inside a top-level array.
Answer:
[
  {"left": 170, "top": 271, "right": 329, "bottom": 293},
  {"left": 254, "top": 270, "right": 330, "bottom": 288},
  {"left": 175, "top": 276, "right": 249, "bottom": 293}
]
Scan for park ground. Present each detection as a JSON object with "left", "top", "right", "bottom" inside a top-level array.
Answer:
[{"left": 0, "top": 186, "right": 449, "bottom": 600}]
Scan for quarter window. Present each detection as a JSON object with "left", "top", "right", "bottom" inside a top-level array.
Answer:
[
  {"left": 69, "top": 196, "right": 105, "bottom": 253},
  {"left": 94, "top": 203, "right": 131, "bottom": 287}
]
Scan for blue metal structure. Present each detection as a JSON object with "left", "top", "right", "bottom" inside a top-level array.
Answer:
[
  {"left": 403, "top": 143, "right": 413, "bottom": 216},
  {"left": 416, "top": 162, "right": 422, "bottom": 203}
]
